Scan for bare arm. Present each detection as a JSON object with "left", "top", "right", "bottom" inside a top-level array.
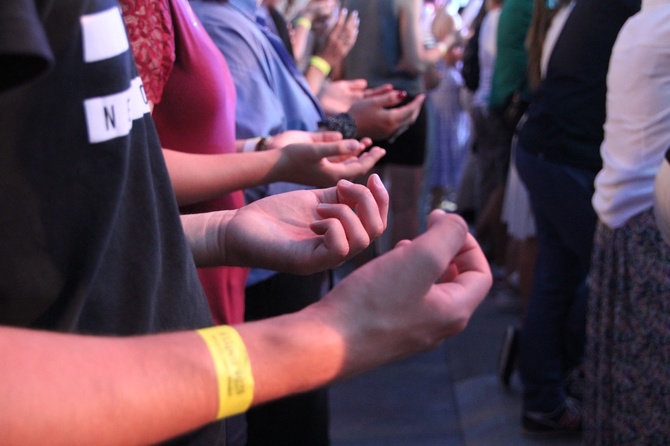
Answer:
[
  {"left": 396, "top": 0, "right": 453, "bottom": 76},
  {"left": 163, "top": 134, "right": 383, "bottom": 207},
  {"left": 163, "top": 148, "right": 279, "bottom": 206},
  {"left": 1, "top": 326, "right": 217, "bottom": 446},
  {"left": 1, "top": 211, "right": 491, "bottom": 445}
]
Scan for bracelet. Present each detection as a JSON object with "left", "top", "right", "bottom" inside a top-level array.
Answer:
[
  {"left": 320, "top": 113, "right": 358, "bottom": 139},
  {"left": 295, "top": 16, "right": 312, "bottom": 31},
  {"left": 196, "top": 325, "right": 254, "bottom": 420},
  {"left": 243, "top": 137, "right": 261, "bottom": 153},
  {"left": 256, "top": 136, "right": 271, "bottom": 151},
  {"left": 310, "top": 55, "right": 331, "bottom": 76}
]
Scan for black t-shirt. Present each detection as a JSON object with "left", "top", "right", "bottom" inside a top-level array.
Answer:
[
  {"left": 0, "top": 0, "right": 225, "bottom": 442},
  {"left": 517, "top": 0, "right": 640, "bottom": 172}
]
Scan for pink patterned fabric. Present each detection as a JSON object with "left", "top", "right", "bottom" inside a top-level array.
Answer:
[{"left": 120, "top": 0, "right": 175, "bottom": 104}]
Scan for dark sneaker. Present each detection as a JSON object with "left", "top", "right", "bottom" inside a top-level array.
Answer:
[
  {"left": 522, "top": 396, "right": 582, "bottom": 437},
  {"left": 497, "top": 325, "right": 519, "bottom": 388}
]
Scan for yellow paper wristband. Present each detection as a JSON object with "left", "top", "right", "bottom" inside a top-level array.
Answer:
[
  {"left": 310, "top": 56, "right": 331, "bottom": 76},
  {"left": 295, "top": 17, "right": 312, "bottom": 30},
  {"left": 196, "top": 325, "right": 254, "bottom": 420}
]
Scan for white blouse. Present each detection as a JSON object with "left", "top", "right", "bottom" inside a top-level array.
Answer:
[{"left": 592, "top": 0, "right": 670, "bottom": 228}]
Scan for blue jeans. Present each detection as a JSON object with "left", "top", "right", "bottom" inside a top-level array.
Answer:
[{"left": 515, "top": 145, "right": 597, "bottom": 413}]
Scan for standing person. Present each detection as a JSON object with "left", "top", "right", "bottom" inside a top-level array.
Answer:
[
  {"left": 514, "top": 0, "right": 640, "bottom": 435},
  {"left": 496, "top": 0, "right": 576, "bottom": 387},
  {"left": 1, "top": 0, "right": 493, "bottom": 444},
  {"left": 469, "top": 0, "right": 504, "bottom": 271},
  {"left": 454, "top": 0, "right": 488, "bottom": 223},
  {"left": 425, "top": 37, "right": 469, "bottom": 213},
  {"left": 0, "top": 0, "right": 383, "bottom": 442},
  {"left": 486, "top": 0, "right": 532, "bottom": 289},
  {"left": 341, "top": 0, "right": 456, "bottom": 253},
  {"left": 121, "top": 0, "right": 385, "bottom": 443},
  {"left": 587, "top": 1, "right": 670, "bottom": 443},
  {"left": 189, "top": 0, "right": 424, "bottom": 444}
]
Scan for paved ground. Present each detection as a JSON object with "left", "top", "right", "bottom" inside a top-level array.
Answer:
[{"left": 328, "top": 277, "right": 583, "bottom": 446}]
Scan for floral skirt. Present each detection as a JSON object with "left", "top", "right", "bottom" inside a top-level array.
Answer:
[{"left": 585, "top": 208, "right": 670, "bottom": 445}]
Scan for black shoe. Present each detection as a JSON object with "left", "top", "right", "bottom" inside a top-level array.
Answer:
[
  {"left": 522, "top": 396, "right": 582, "bottom": 437},
  {"left": 497, "top": 325, "right": 519, "bottom": 387}
]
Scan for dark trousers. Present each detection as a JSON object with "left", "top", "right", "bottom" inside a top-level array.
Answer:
[
  {"left": 515, "top": 145, "right": 597, "bottom": 413},
  {"left": 244, "top": 271, "right": 330, "bottom": 446}
]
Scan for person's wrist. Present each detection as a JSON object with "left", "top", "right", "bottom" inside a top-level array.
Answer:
[
  {"left": 310, "top": 55, "right": 332, "bottom": 77},
  {"left": 256, "top": 136, "right": 271, "bottom": 151},
  {"left": 243, "top": 137, "right": 261, "bottom": 153},
  {"left": 243, "top": 136, "right": 272, "bottom": 152},
  {"left": 295, "top": 16, "right": 312, "bottom": 30},
  {"left": 196, "top": 326, "right": 255, "bottom": 420}
]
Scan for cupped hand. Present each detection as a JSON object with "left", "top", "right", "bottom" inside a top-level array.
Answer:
[
  {"left": 348, "top": 90, "right": 425, "bottom": 141},
  {"left": 224, "top": 174, "right": 389, "bottom": 275},
  {"left": 314, "top": 210, "right": 492, "bottom": 372},
  {"left": 278, "top": 137, "right": 385, "bottom": 187}
]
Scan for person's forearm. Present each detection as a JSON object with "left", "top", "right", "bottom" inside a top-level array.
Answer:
[
  {"left": 397, "top": 2, "right": 446, "bottom": 75},
  {"left": 291, "top": 25, "right": 311, "bottom": 65},
  {"left": 235, "top": 307, "right": 349, "bottom": 404},
  {"left": 305, "top": 64, "right": 328, "bottom": 94},
  {"left": 235, "top": 304, "right": 401, "bottom": 406},
  {"left": 1, "top": 326, "right": 218, "bottom": 446},
  {"left": 162, "top": 148, "right": 283, "bottom": 207},
  {"left": 0, "top": 311, "right": 381, "bottom": 445},
  {"left": 181, "top": 211, "right": 233, "bottom": 267}
]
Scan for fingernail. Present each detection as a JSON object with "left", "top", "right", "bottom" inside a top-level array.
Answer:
[
  {"left": 339, "top": 179, "right": 354, "bottom": 187},
  {"left": 372, "top": 173, "right": 384, "bottom": 187},
  {"left": 397, "top": 90, "right": 407, "bottom": 100},
  {"left": 345, "top": 141, "right": 359, "bottom": 152}
]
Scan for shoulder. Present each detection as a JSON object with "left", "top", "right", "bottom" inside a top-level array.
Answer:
[{"left": 0, "top": 0, "right": 57, "bottom": 91}]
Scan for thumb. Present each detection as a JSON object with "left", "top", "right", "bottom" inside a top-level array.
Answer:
[
  {"left": 403, "top": 210, "right": 469, "bottom": 282},
  {"left": 368, "top": 90, "right": 407, "bottom": 109},
  {"left": 312, "top": 139, "right": 365, "bottom": 160},
  {"left": 308, "top": 131, "right": 344, "bottom": 143},
  {"left": 347, "top": 79, "right": 369, "bottom": 92}
]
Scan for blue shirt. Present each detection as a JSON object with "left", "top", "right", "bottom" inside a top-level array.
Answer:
[
  {"left": 190, "top": 0, "right": 324, "bottom": 286},
  {"left": 190, "top": 0, "right": 324, "bottom": 138}
]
